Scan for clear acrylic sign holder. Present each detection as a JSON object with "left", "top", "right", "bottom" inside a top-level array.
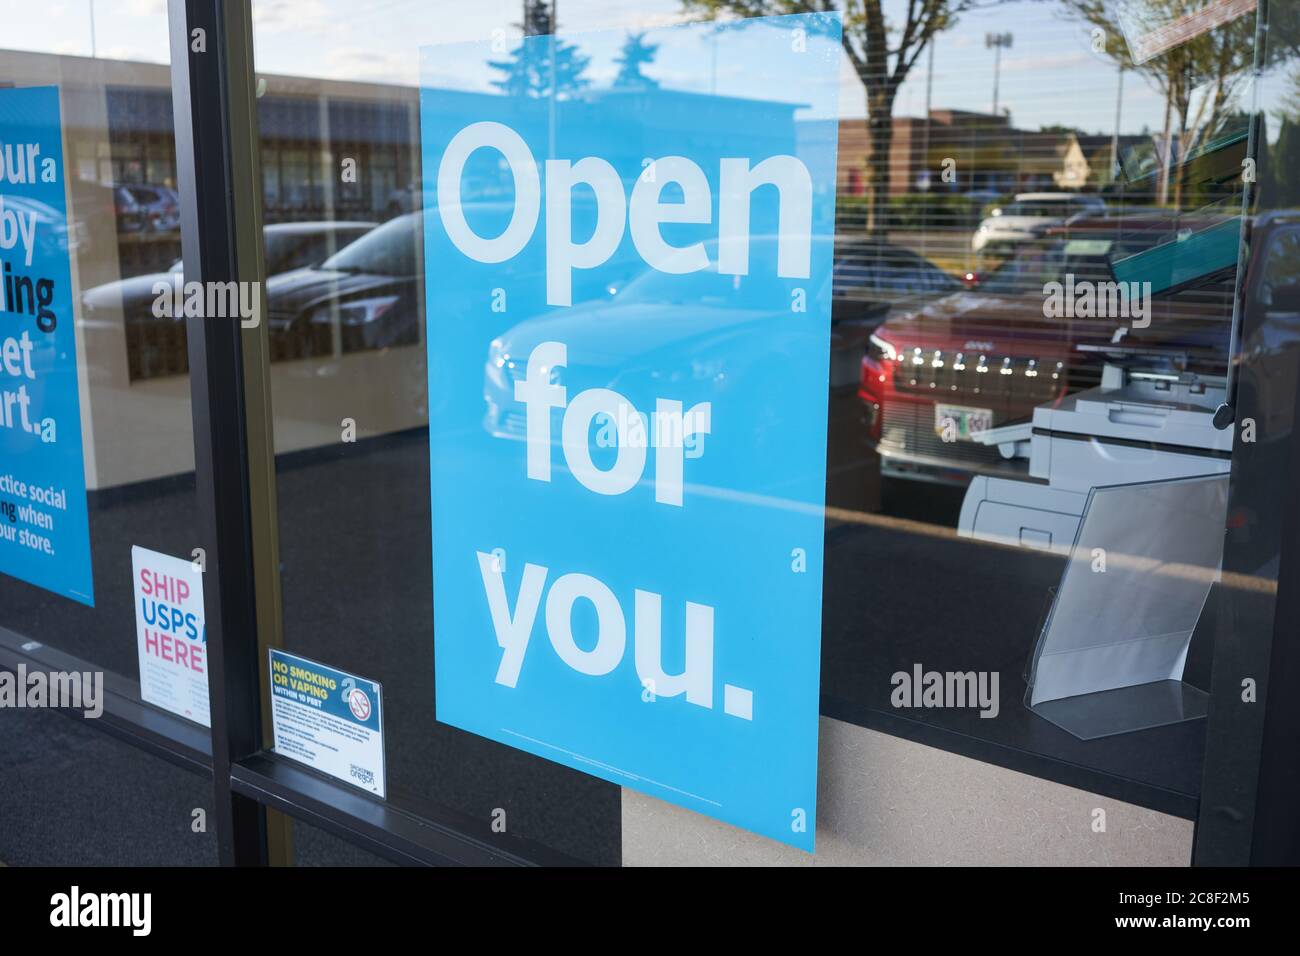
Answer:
[{"left": 1025, "top": 474, "right": 1229, "bottom": 740}]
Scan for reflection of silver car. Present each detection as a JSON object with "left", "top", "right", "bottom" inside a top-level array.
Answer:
[
  {"left": 80, "top": 221, "right": 378, "bottom": 381},
  {"left": 116, "top": 183, "right": 181, "bottom": 232},
  {"left": 483, "top": 236, "right": 957, "bottom": 445},
  {"left": 971, "top": 192, "right": 1105, "bottom": 252},
  {"left": 0, "top": 194, "right": 78, "bottom": 255},
  {"left": 81, "top": 220, "right": 379, "bottom": 325}
]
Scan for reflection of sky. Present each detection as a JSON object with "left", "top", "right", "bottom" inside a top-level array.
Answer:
[
  {"left": 420, "top": 15, "right": 841, "bottom": 121},
  {"left": 0, "top": 0, "right": 1278, "bottom": 137}
]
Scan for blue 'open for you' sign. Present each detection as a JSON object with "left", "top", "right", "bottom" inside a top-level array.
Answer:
[{"left": 420, "top": 13, "right": 841, "bottom": 850}]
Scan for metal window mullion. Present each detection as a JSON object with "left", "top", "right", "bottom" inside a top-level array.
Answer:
[{"left": 168, "top": 0, "right": 281, "bottom": 867}]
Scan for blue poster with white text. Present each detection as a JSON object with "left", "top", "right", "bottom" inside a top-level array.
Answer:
[
  {"left": 420, "top": 13, "right": 840, "bottom": 850},
  {"left": 0, "top": 86, "right": 93, "bottom": 606}
]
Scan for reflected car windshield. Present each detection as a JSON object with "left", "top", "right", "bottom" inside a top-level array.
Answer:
[
  {"left": 322, "top": 214, "right": 419, "bottom": 277},
  {"left": 619, "top": 263, "right": 797, "bottom": 304},
  {"left": 980, "top": 241, "right": 1110, "bottom": 294},
  {"left": 619, "top": 240, "right": 825, "bottom": 304},
  {"left": 264, "top": 232, "right": 302, "bottom": 273},
  {"left": 834, "top": 244, "right": 960, "bottom": 294},
  {"left": 980, "top": 229, "right": 1187, "bottom": 296}
]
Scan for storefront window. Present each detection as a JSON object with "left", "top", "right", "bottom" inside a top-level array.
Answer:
[
  {"left": 0, "top": 0, "right": 214, "bottom": 868},
  {"left": 2, "top": 0, "right": 1296, "bottom": 873},
  {"left": 0, "top": 2, "right": 200, "bottom": 695},
  {"left": 234, "top": 0, "right": 1279, "bottom": 864}
]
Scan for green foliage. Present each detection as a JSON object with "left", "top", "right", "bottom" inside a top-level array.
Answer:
[{"left": 834, "top": 191, "right": 984, "bottom": 229}]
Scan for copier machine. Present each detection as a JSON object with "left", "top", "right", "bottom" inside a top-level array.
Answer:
[{"left": 958, "top": 361, "right": 1233, "bottom": 553}]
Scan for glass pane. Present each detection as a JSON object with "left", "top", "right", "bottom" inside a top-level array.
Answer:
[
  {"left": 0, "top": 4, "right": 211, "bottom": 728},
  {"left": 248, "top": 0, "right": 1278, "bottom": 865}
]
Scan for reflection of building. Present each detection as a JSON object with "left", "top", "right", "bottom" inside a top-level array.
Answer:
[
  {"left": 1054, "top": 133, "right": 1150, "bottom": 189},
  {"left": 0, "top": 48, "right": 434, "bottom": 490},
  {"left": 4, "top": 48, "right": 806, "bottom": 225},
  {"left": 256, "top": 79, "right": 419, "bottom": 221},
  {"left": 2, "top": 50, "right": 182, "bottom": 279},
  {"left": 0, "top": 46, "right": 816, "bottom": 488},
  {"left": 0, "top": 49, "right": 423, "bottom": 231},
  {"left": 837, "top": 110, "right": 1133, "bottom": 198}
]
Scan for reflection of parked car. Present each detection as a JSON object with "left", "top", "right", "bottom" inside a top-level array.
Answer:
[
  {"left": 1, "top": 195, "right": 78, "bottom": 257},
  {"left": 105, "top": 183, "right": 181, "bottom": 233},
  {"left": 115, "top": 184, "right": 181, "bottom": 232},
  {"left": 971, "top": 192, "right": 1106, "bottom": 253},
  {"left": 384, "top": 183, "right": 421, "bottom": 218},
  {"left": 83, "top": 220, "right": 378, "bottom": 320},
  {"left": 265, "top": 208, "right": 648, "bottom": 361},
  {"left": 1239, "top": 212, "right": 1300, "bottom": 435},
  {"left": 600, "top": 236, "right": 958, "bottom": 323},
  {"left": 1230, "top": 210, "right": 1300, "bottom": 569},
  {"left": 831, "top": 237, "right": 963, "bottom": 323},
  {"left": 110, "top": 185, "right": 147, "bottom": 233},
  {"left": 482, "top": 236, "right": 956, "bottom": 447},
  {"left": 80, "top": 220, "right": 377, "bottom": 379},
  {"left": 259, "top": 221, "right": 379, "bottom": 276},
  {"left": 266, "top": 213, "right": 422, "bottom": 357},
  {"left": 862, "top": 217, "right": 1237, "bottom": 485}
]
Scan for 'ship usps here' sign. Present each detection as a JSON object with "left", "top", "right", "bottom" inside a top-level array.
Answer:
[{"left": 420, "top": 13, "right": 840, "bottom": 850}]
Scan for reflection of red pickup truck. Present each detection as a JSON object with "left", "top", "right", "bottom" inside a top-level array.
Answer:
[{"left": 859, "top": 221, "right": 1236, "bottom": 484}]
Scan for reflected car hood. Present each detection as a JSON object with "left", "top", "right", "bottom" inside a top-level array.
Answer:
[
  {"left": 496, "top": 299, "right": 774, "bottom": 368},
  {"left": 265, "top": 267, "right": 414, "bottom": 320},
  {"left": 82, "top": 271, "right": 179, "bottom": 318},
  {"left": 877, "top": 291, "right": 1071, "bottom": 354},
  {"left": 982, "top": 215, "right": 1062, "bottom": 233},
  {"left": 878, "top": 288, "right": 1231, "bottom": 360}
]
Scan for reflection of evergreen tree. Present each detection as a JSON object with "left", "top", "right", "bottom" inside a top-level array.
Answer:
[
  {"left": 613, "top": 32, "right": 660, "bottom": 89},
  {"left": 489, "top": 1, "right": 590, "bottom": 99}
]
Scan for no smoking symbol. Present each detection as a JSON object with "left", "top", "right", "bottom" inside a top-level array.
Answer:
[{"left": 348, "top": 687, "right": 371, "bottom": 721}]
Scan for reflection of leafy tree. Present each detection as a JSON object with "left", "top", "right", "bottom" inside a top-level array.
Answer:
[
  {"left": 683, "top": 1, "right": 1007, "bottom": 235},
  {"left": 489, "top": 0, "right": 591, "bottom": 99},
  {"left": 1061, "top": 1, "right": 1254, "bottom": 208},
  {"left": 614, "top": 32, "right": 661, "bottom": 88}
]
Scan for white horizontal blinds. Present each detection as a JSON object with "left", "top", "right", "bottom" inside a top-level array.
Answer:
[{"left": 832, "top": 6, "right": 1250, "bottom": 297}]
